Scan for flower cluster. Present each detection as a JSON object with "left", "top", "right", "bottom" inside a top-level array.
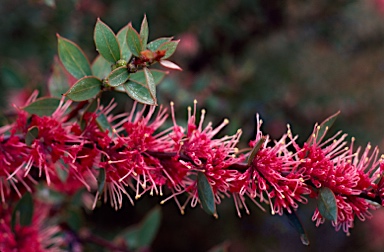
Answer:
[{"left": 2, "top": 92, "right": 384, "bottom": 249}]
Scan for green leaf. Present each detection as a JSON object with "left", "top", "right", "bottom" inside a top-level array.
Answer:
[
  {"left": 94, "top": 18, "right": 121, "bottom": 63},
  {"left": 307, "top": 111, "right": 340, "bottom": 145},
  {"left": 117, "top": 25, "right": 133, "bottom": 61},
  {"left": 48, "top": 56, "right": 69, "bottom": 98},
  {"left": 123, "top": 81, "right": 156, "bottom": 105},
  {"left": 97, "top": 168, "right": 106, "bottom": 195},
  {"left": 197, "top": 172, "right": 216, "bottom": 217},
  {"left": 91, "top": 55, "right": 112, "bottom": 79},
  {"left": 247, "top": 137, "right": 266, "bottom": 166},
  {"left": 11, "top": 192, "right": 34, "bottom": 230},
  {"left": 121, "top": 207, "right": 162, "bottom": 250},
  {"left": 140, "top": 15, "right": 149, "bottom": 50},
  {"left": 137, "top": 207, "right": 161, "bottom": 247},
  {"left": 143, "top": 67, "right": 156, "bottom": 98},
  {"left": 126, "top": 24, "right": 142, "bottom": 57},
  {"left": 106, "top": 66, "right": 129, "bottom": 87},
  {"left": 158, "top": 40, "right": 179, "bottom": 59},
  {"left": 317, "top": 187, "right": 338, "bottom": 222},
  {"left": 57, "top": 34, "right": 92, "bottom": 79},
  {"left": 114, "top": 85, "right": 126, "bottom": 93},
  {"left": 129, "top": 69, "right": 167, "bottom": 86},
  {"left": 65, "top": 76, "right": 102, "bottom": 102},
  {"left": 147, "top": 37, "right": 172, "bottom": 51},
  {"left": 25, "top": 126, "right": 38, "bottom": 146},
  {"left": 23, "top": 97, "right": 61, "bottom": 117},
  {"left": 96, "top": 112, "right": 113, "bottom": 137},
  {"left": 284, "top": 209, "right": 310, "bottom": 246}
]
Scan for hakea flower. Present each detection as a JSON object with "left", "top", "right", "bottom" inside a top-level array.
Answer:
[
  {"left": 160, "top": 100, "right": 245, "bottom": 215},
  {"left": 233, "top": 115, "right": 310, "bottom": 216},
  {"left": 295, "top": 124, "right": 381, "bottom": 234},
  {"left": 0, "top": 201, "right": 63, "bottom": 252},
  {"left": 8, "top": 93, "right": 83, "bottom": 187},
  {"left": 0, "top": 129, "right": 33, "bottom": 203},
  {"left": 85, "top": 101, "right": 174, "bottom": 210}
]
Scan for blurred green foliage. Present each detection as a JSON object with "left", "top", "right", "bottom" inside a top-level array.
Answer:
[{"left": 2, "top": 0, "right": 384, "bottom": 251}]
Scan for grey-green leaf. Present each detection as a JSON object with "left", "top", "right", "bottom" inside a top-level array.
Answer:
[
  {"left": 123, "top": 81, "right": 156, "bottom": 105},
  {"left": 284, "top": 209, "right": 310, "bottom": 246},
  {"left": 11, "top": 192, "right": 34, "bottom": 229},
  {"left": 57, "top": 34, "right": 92, "bottom": 79},
  {"left": 129, "top": 69, "right": 167, "bottom": 86},
  {"left": 48, "top": 56, "right": 69, "bottom": 98},
  {"left": 147, "top": 37, "right": 172, "bottom": 51},
  {"left": 65, "top": 76, "right": 102, "bottom": 102},
  {"left": 197, "top": 172, "right": 216, "bottom": 216},
  {"left": 140, "top": 15, "right": 149, "bottom": 50},
  {"left": 25, "top": 126, "right": 39, "bottom": 146},
  {"left": 158, "top": 40, "right": 179, "bottom": 59},
  {"left": 137, "top": 206, "right": 161, "bottom": 247},
  {"left": 91, "top": 55, "right": 112, "bottom": 79},
  {"left": 106, "top": 66, "right": 129, "bottom": 87},
  {"left": 117, "top": 25, "right": 133, "bottom": 61},
  {"left": 318, "top": 187, "right": 338, "bottom": 222},
  {"left": 247, "top": 137, "right": 266, "bottom": 166},
  {"left": 96, "top": 112, "right": 113, "bottom": 137},
  {"left": 97, "top": 168, "right": 106, "bottom": 194},
  {"left": 23, "top": 97, "right": 61, "bottom": 117},
  {"left": 143, "top": 67, "right": 156, "bottom": 98},
  {"left": 94, "top": 18, "right": 121, "bottom": 63},
  {"left": 126, "top": 24, "right": 142, "bottom": 57},
  {"left": 308, "top": 111, "right": 340, "bottom": 145}
]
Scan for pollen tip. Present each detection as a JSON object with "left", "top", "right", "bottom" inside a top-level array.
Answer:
[
  {"left": 213, "top": 213, "right": 219, "bottom": 219},
  {"left": 194, "top": 99, "right": 197, "bottom": 104},
  {"left": 201, "top": 109, "right": 206, "bottom": 114},
  {"left": 135, "top": 195, "right": 140, "bottom": 200},
  {"left": 187, "top": 106, "right": 191, "bottom": 111},
  {"left": 170, "top": 101, "right": 174, "bottom": 106},
  {"left": 160, "top": 200, "right": 165, "bottom": 204},
  {"left": 351, "top": 137, "right": 355, "bottom": 141},
  {"left": 223, "top": 118, "right": 229, "bottom": 124}
]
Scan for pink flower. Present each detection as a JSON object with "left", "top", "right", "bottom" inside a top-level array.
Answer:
[
  {"left": 160, "top": 101, "right": 244, "bottom": 215},
  {"left": 296, "top": 124, "right": 380, "bottom": 234},
  {"left": 235, "top": 115, "right": 310, "bottom": 216},
  {"left": 0, "top": 201, "right": 63, "bottom": 252}
]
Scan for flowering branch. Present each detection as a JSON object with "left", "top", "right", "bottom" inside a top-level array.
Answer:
[{"left": 1, "top": 16, "right": 384, "bottom": 250}]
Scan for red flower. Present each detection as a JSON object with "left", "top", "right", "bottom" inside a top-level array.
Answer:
[
  {"left": 160, "top": 101, "right": 245, "bottom": 215},
  {"left": 0, "top": 201, "right": 63, "bottom": 252},
  {"left": 235, "top": 115, "right": 310, "bottom": 216}
]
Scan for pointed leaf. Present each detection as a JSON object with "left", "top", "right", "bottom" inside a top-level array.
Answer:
[
  {"left": 11, "top": 192, "right": 34, "bottom": 230},
  {"left": 147, "top": 37, "right": 172, "bottom": 51},
  {"left": 65, "top": 76, "right": 102, "bottom": 102},
  {"left": 117, "top": 25, "right": 133, "bottom": 61},
  {"left": 158, "top": 40, "right": 179, "bottom": 59},
  {"left": 159, "top": 60, "right": 182, "bottom": 71},
  {"left": 308, "top": 111, "right": 340, "bottom": 145},
  {"left": 247, "top": 137, "right": 266, "bottom": 166},
  {"left": 318, "top": 187, "right": 338, "bottom": 222},
  {"left": 92, "top": 55, "right": 112, "bottom": 79},
  {"left": 23, "top": 97, "right": 61, "bottom": 117},
  {"left": 94, "top": 18, "right": 121, "bottom": 63},
  {"left": 126, "top": 24, "right": 142, "bottom": 57},
  {"left": 57, "top": 34, "right": 92, "bottom": 79},
  {"left": 96, "top": 112, "right": 113, "bottom": 137},
  {"left": 114, "top": 85, "right": 126, "bottom": 93},
  {"left": 123, "top": 81, "right": 156, "bottom": 105},
  {"left": 137, "top": 207, "right": 161, "bottom": 247},
  {"left": 143, "top": 67, "right": 156, "bottom": 98},
  {"left": 140, "top": 15, "right": 149, "bottom": 50},
  {"left": 197, "top": 172, "right": 216, "bottom": 216},
  {"left": 48, "top": 57, "right": 70, "bottom": 98},
  {"left": 106, "top": 66, "right": 129, "bottom": 87},
  {"left": 284, "top": 210, "right": 310, "bottom": 246},
  {"left": 25, "top": 126, "right": 38, "bottom": 146},
  {"left": 129, "top": 69, "right": 167, "bottom": 86},
  {"left": 97, "top": 168, "right": 106, "bottom": 194}
]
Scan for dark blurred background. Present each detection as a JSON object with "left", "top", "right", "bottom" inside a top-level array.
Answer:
[{"left": 2, "top": 0, "right": 384, "bottom": 251}]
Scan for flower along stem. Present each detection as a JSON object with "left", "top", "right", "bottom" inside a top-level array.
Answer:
[{"left": 1, "top": 16, "right": 384, "bottom": 250}]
